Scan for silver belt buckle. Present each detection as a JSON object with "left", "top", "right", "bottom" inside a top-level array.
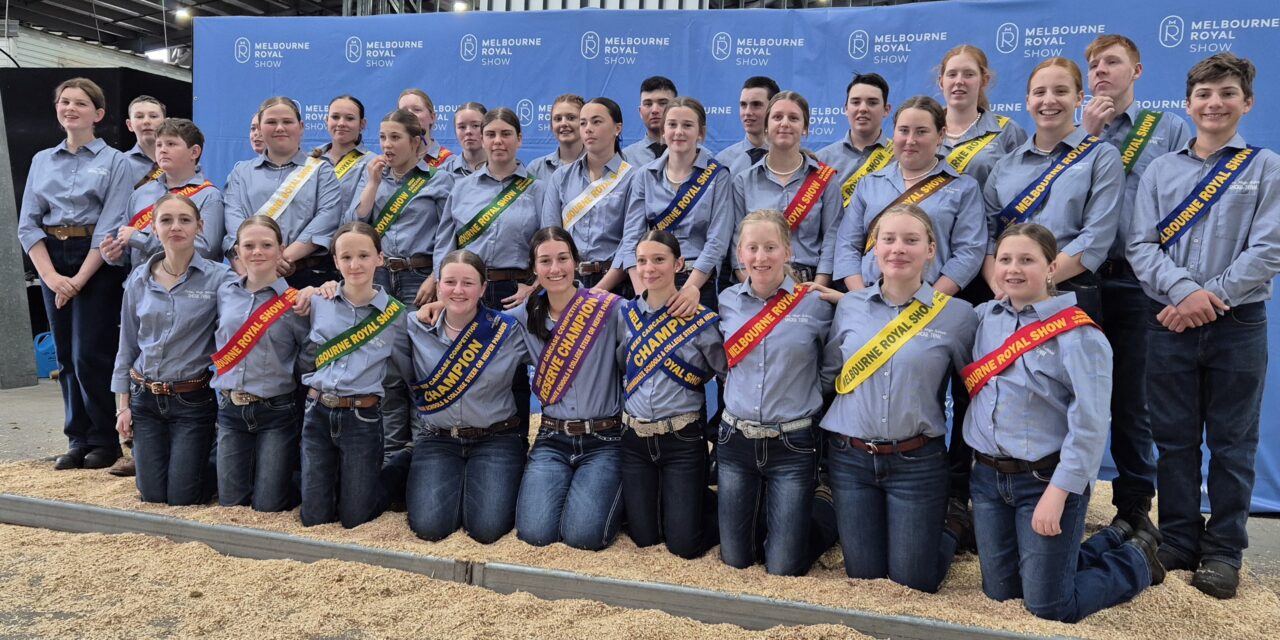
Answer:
[
  {"left": 320, "top": 393, "right": 342, "bottom": 408},
  {"left": 631, "top": 420, "right": 668, "bottom": 438},
  {"left": 229, "top": 391, "right": 257, "bottom": 406},
  {"left": 739, "top": 423, "right": 778, "bottom": 439}
]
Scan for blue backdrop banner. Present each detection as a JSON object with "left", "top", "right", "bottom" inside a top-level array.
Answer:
[{"left": 194, "top": 0, "right": 1280, "bottom": 511}]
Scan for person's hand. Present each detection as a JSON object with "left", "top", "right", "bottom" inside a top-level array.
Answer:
[
  {"left": 275, "top": 257, "right": 294, "bottom": 277},
  {"left": 666, "top": 285, "right": 701, "bottom": 318},
  {"left": 100, "top": 235, "right": 125, "bottom": 263},
  {"left": 367, "top": 154, "right": 388, "bottom": 180},
  {"left": 804, "top": 282, "right": 845, "bottom": 304},
  {"left": 416, "top": 300, "right": 446, "bottom": 324},
  {"left": 1175, "top": 289, "right": 1229, "bottom": 328},
  {"left": 589, "top": 286, "right": 610, "bottom": 296},
  {"left": 414, "top": 278, "right": 437, "bottom": 308},
  {"left": 1081, "top": 95, "right": 1116, "bottom": 136},
  {"left": 116, "top": 226, "right": 137, "bottom": 245},
  {"left": 502, "top": 283, "right": 536, "bottom": 310},
  {"left": 115, "top": 408, "right": 133, "bottom": 440},
  {"left": 1031, "top": 485, "right": 1069, "bottom": 537}
]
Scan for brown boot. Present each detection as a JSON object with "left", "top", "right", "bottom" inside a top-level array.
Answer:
[{"left": 107, "top": 456, "right": 135, "bottom": 477}]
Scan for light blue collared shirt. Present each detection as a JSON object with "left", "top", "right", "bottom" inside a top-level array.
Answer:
[
  {"left": 212, "top": 277, "right": 310, "bottom": 398},
  {"left": 1095, "top": 103, "right": 1191, "bottom": 260},
  {"left": 963, "top": 293, "right": 1112, "bottom": 495},
  {"left": 98, "top": 171, "right": 225, "bottom": 267},
  {"left": 18, "top": 138, "right": 134, "bottom": 253},
  {"left": 835, "top": 159, "right": 985, "bottom": 288},
  {"left": 717, "top": 276, "right": 834, "bottom": 423},
  {"left": 510, "top": 292, "right": 624, "bottom": 420},
  {"left": 732, "top": 154, "right": 843, "bottom": 274},
  {"left": 619, "top": 147, "right": 734, "bottom": 274},
  {"left": 819, "top": 283, "right": 976, "bottom": 440},
  {"left": 817, "top": 132, "right": 892, "bottom": 201},
  {"left": 112, "top": 254, "right": 237, "bottom": 393},
  {"left": 1128, "top": 134, "right": 1280, "bottom": 307},
  {"left": 437, "top": 163, "right": 546, "bottom": 270},
  {"left": 409, "top": 308, "right": 532, "bottom": 429},
  {"left": 940, "top": 110, "right": 1028, "bottom": 188},
  {"left": 123, "top": 144, "right": 158, "bottom": 187},
  {"left": 345, "top": 160, "right": 455, "bottom": 263},
  {"left": 300, "top": 285, "right": 412, "bottom": 397},
  {"left": 222, "top": 149, "right": 342, "bottom": 256},
  {"left": 616, "top": 294, "right": 728, "bottom": 421},
  {"left": 540, "top": 153, "right": 636, "bottom": 267},
  {"left": 983, "top": 127, "right": 1124, "bottom": 272},
  {"left": 528, "top": 148, "right": 585, "bottom": 182},
  {"left": 316, "top": 143, "right": 373, "bottom": 216},
  {"left": 716, "top": 137, "right": 767, "bottom": 177},
  {"left": 622, "top": 135, "right": 664, "bottom": 168}
]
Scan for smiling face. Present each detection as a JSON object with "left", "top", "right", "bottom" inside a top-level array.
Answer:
[
  {"left": 845, "top": 83, "right": 889, "bottom": 140},
  {"left": 662, "top": 106, "right": 703, "bottom": 156},
  {"left": 236, "top": 223, "right": 283, "bottom": 280},
  {"left": 939, "top": 53, "right": 987, "bottom": 112},
  {"left": 1187, "top": 77, "right": 1252, "bottom": 140},
  {"left": 259, "top": 103, "right": 303, "bottom": 157},
  {"left": 635, "top": 240, "right": 683, "bottom": 294},
  {"left": 873, "top": 212, "right": 935, "bottom": 284},
  {"left": 893, "top": 108, "right": 943, "bottom": 173},
  {"left": 438, "top": 261, "right": 486, "bottom": 319},
  {"left": 153, "top": 199, "right": 202, "bottom": 253},
  {"left": 580, "top": 103, "right": 621, "bottom": 156},
  {"left": 533, "top": 239, "right": 576, "bottom": 295},
  {"left": 766, "top": 99, "right": 807, "bottom": 150},
  {"left": 737, "top": 220, "right": 791, "bottom": 291},
  {"left": 454, "top": 108, "right": 485, "bottom": 153},
  {"left": 550, "top": 101, "right": 582, "bottom": 146},
  {"left": 379, "top": 121, "right": 419, "bottom": 172},
  {"left": 482, "top": 118, "right": 521, "bottom": 167},
  {"left": 126, "top": 101, "right": 165, "bottom": 146},
  {"left": 333, "top": 230, "right": 383, "bottom": 287},
  {"left": 1087, "top": 44, "right": 1141, "bottom": 102},
  {"left": 994, "top": 234, "right": 1055, "bottom": 307},
  {"left": 154, "top": 134, "right": 199, "bottom": 175},
  {"left": 56, "top": 88, "right": 104, "bottom": 134},
  {"left": 1027, "top": 66, "right": 1083, "bottom": 133},
  {"left": 739, "top": 87, "right": 770, "bottom": 138},
  {"left": 326, "top": 98, "right": 364, "bottom": 147}
]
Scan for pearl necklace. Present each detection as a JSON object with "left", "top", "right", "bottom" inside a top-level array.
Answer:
[
  {"left": 900, "top": 158, "right": 940, "bottom": 183},
  {"left": 765, "top": 153, "right": 805, "bottom": 176},
  {"left": 945, "top": 113, "right": 982, "bottom": 139},
  {"left": 444, "top": 316, "right": 470, "bottom": 333}
]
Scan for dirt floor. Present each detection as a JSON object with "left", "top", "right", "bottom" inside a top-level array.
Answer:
[{"left": 2, "top": 461, "right": 1277, "bottom": 640}]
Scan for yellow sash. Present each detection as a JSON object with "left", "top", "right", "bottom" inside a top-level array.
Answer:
[
  {"left": 946, "top": 115, "right": 1009, "bottom": 175},
  {"left": 333, "top": 149, "right": 366, "bottom": 179},
  {"left": 841, "top": 143, "right": 894, "bottom": 208},
  {"left": 562, "top": 162, "right": 632, "bottom": 230},
  {"left": 835, "top": 290, "right": 950, "bottom": 394},
  {"left": 254, "top": 157, "right": 324, "bottom": 220}
]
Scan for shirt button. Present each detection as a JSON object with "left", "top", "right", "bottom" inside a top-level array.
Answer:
[{"left": 881, "top": 395, "right": 888, "bottom": 400}]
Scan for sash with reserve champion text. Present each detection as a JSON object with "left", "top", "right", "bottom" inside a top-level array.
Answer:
[
  {"left": 835, "top": 290, "right": 950, "bottom": 394},
  {"left": 414, "top": 307, "right": 516, "bottom": 414},
  {"left": 724, "top": 284, "right": 811, "bottom": 368},
  {"left": 960, "top": 306, "right": 1097, "bottom": 398},
  {"left": 211, "top": 288, "right": 300, "bottom": 375},
  {"left": 624, "top": 302, "right": 719, "bottom": 397},
  {"left": 532, "top": 289, "right": 619, "bottom": 405}
]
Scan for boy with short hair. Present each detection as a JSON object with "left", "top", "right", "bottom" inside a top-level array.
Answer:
[
  {"left": 817, "top": 73, "right": 892, "bottom": 212},
  {"left": 717, "top": 75, "right": 780, "bottom": 175},
  {"left": 621, "top": 75, "right": 677, "bottom": 166},
  {"left": 123, "top": 95, "right": 167, "bottom": 187}
]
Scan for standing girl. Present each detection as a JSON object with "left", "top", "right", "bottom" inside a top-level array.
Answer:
[
  {"left": 451, "top": 102, "right": 488, "bottom": 177},
  {"left": 19, "top": 78, "right": 134, "bottom": 470},
  {"left": 528, "top": 94, "right": 586, "bottom": 181},
  {"left": 112, "top": 194, "right": 235, "bottom": 504},
  {"left": 398, "top": 88, "right": 461, "bottom": 173},
  {"left": 313, "top": 95, "right": 372, "bottom": 215},
  {"left": 937, "top": 45, "right": 1027, "bottom": 186}
]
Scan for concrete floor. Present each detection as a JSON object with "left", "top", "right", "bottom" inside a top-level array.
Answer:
[{"left": 1, "top": 378, "right": 1277, "bottom": 594}]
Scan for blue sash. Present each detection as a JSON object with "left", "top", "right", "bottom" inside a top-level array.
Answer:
[
  {"left": 1157, "top": 146, "right": 1260, "bottom": 249},
  {"left": 623, "top": 301, "right": 718, "bottom": 398},
  {"left": 413, "top": 307, "right": 515, "bottom": 414},
  {"left": 649, "top": 160, "right": 724, "bottom": 231},
  {"left": 996, "top": 135, "right": 1101, "bottom": 231}
]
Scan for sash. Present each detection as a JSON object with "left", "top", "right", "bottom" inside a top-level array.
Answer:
[
  {"left": 372, "top": 167, "right": 434, "bottom": 237},
  {"left": 314, "top": 297, "right": 406, "bottom": 369},
  {"left": 457, "top": 176, "right": 536, "bottom": 249},
  {"left": 840, "top": 143, "right": 894, "bottom": 208},
  {"left": 254, "top": 157, "right": 324, "bottom": 220},
  {"left": 863, "top": 173, "right": 957, "bottom": 252},
  {"left": 1118, "top": 110, "right": 1163, "bottom": 175},
  {"left": 128, "top": 180, "right": 215, "bottom": 231},
  {"left": 211, "top": 288, "right": 300, "bottom": 376},
  {"left": 532, "top": 289, "right": 619, "bottom": 405},
  {"left": 427, "top": 146, "right": 454, "bottom": 169},
  {"left": 413, "top": 308, "right": 516, "bottom": 414},
  {"left": 1157, "top": 146, "right": 1260, "bottom": 249},
  {"left": 623, "top": 302, "right": 719, "bottom": 397},
  {"left": 650, "top": 160, "right": 724, "bottom": 231},
  {"left": 562, "top": 162, "right": 633, "bottom": 231},
  {"left": 333, "top": 149, "right": 367, "bottom": 180},
  {"left": 995, "top": 136, "right": 1101, "bottom": 231},
  {"left": 784, "top": 163, "right": 837, "bottom": 231},
  {"left": 960, "top": 306, "right": 1098, "bottom": 398},
  {"left": 724, "top": 284, "right": 810, "bottom": 368},
  {"left": 835, "top": 290, "right": 951, "bottom": 394},
  {"left": 133, "top": 164, "right": 163, "bottom": 190},
  {"left": 946, "top": 115, "right": 1009, "bottom": 175}
]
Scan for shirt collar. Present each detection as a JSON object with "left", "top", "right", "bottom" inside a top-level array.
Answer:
[
  {"left": 126, "top": 143, "right": 150, "bottom": 159},
  {"left": 164, "top": 170, "right": 208, "bottom": 189},
  {"left": 254, "top": 149, "right": 309, "bottom": 168},
  {"left": 994, "top": 291, "right": 1077, "bottom": 320},
  {"left": 1018, "top": 126, "right": 1088, "bottom": 156},
  {"left": 334, "top": 283, "right": 392, "bottom": 310},
  {"left": 478, "top": 162, "right": 530, "bottom": 181},
  {"left": 237, "top": 276, "right": 291, "bottom": 296},
  {"left": 867, "top": 281, "right": 936, "bottom": 307},
  {"left": 649, "top": 146, "right": 716, "bottom": 176},
  {"left": 1180, "top": 133, "right": 1249, "bottom": 160},
  {"left": 738, "top": 275, "right": 797, "bottom": 301},
  {"left": 844, "top": 131, "right": 890, "bottom": 153},
  {"left": 974, "top": 110, "right": 1010, "bottom": 136},
  {"left": 146, "top": 252, "right": 215, "bottom": 276},
  {"left": 56, "top": 138, "right": 107, "bottom": 155}
]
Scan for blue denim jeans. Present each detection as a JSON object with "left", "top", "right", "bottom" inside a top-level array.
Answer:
[
  {"left": 375, "top": 265, "right": 430, "bottom": 459},
  {"left": 621, "top": 421, "right": 717, "bottom": 559},
  {"left": 1100, "top": 269, "right": 1156, "bottom": 511},
  {"left": 300, "top": 399, "right": 386, "bottom": 528},
  {"left": 41, "top": 237, "right": 126, "bottom": 451},
  {"left": 216, "top": 392, "right": 300, "bottom": 512},
  {"left": 516, "top": 427, "right": 624, "bottom": 550},
  {"left": 826, "top": 434, "right": 955, "bottom": 592},
  {"left": 716, "top": 421, "right": 830, "bottom": 576},
  {"left": 1147, "top": 301, "right": 1267, "bottom": 569},
  {"left": 971, "top": 462, "right": 1149, "bottom": 622},
  {"left": 130, "top": 385, "right": 217, "bottom": 505},
  {"left": 406, "top": 427, "right": 527, "bottom": 544}
]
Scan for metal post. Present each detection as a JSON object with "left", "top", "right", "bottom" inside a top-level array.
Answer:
[{"left": 0, "top": 85, "right": 39, "bottom": 389}]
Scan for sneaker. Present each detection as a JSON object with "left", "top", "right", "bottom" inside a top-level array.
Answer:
[
  {"left": 1191, "top": 560, "right": 1239, "bottom": 599},
  {"left": 1126, "top": 529, "right": 1166, "bottom": 586}
]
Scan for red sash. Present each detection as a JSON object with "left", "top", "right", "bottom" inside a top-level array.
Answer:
[
  {"left": 427, "top": 147, "right": 454, "bottom": 169},
  {"left": 783, "top": 163, "right": 836, "bottom": 231},
  {"left": 724, "top": 284, "right": 810, "bottom": 368},
  {"left": 960, "top": 307, "right": 1098, "bottom": 398},
  {"left": 128, "top": 181, "right": 215, "bottom": 231},
  {"left": 211, "top": 288, "right": 300, "bottom": 375}
]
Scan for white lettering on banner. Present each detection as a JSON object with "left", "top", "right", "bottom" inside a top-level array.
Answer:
[
  {"left": 992, "top": 21, "right": 1105, "bottom": 58},
  {"left": 712, "top": 31, "right": 806, "bottom": 66},
  {"left": 1157, "top": 12, "right": 1280, "bottom": 53},
  {"left": 580, "top": 31, "right": 670, "bottom": 65},
  {"left": 234, "top": 38, "right": 310, "bottom": 67},
  {"left": 347, "top": 36, "right": 423, "bottom": 68},
  {"left": 854, "top": 29, "right": 948, "bottom": 63},
  {"left": 462, "top": 33, "right": 542, "bottom": 64},
  {"left": 1135, "top": 98, "right": 1188, "bottom": 110}
]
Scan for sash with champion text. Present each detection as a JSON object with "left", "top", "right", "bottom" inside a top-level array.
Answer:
[
  {"left": 133, "top": 164, "right": 163, "bottom": 190},
  {"left": 784, "top": 163, "right": 837, "bottom": 231},
  {"left": 1157, "top": 146, "right": 1260, "bottom": 249},
  {"left": 129, "top": 181, "right": 215, "bottom": 231},
  {"left": 841, "top": 143, "right": 894, "bottom": 208},
  {"left": 211, "top": 288, "right": 300, "bottom": 375},
  {"left": 946, "top": 115, "right": 1010, "bottom": 175},
  {"left": 333, "top": 149, "right": 367, "bottom": 180},
  {"left": 413, "top": 307, "right": 516, "bottom": 414},
  {"left": 650, "top": 160, "right": 724, "bottom": 231},
  {"left": 457, "top": 176, "right": 535, "bottom": 249},
  {"left": 623, "top": 302, "right": 719, "bottom": 397},
  {"left": 427, "top": 146, "right": 454, "bottom": 169},
  {"left": 562, "top": 162, "right": 633, "bottom": 231},
  {"left": 254, "top": 157, "right": 324, "bottom": 220},
  {"left": 1118, "top": 110, "right": 1163, "bottom": 174},
  {"left": 960, "top": 306, "right": 1097, "bottom": 398},
  {"left": 372, "top": 167, "right": 435, "bottom": 237},
  {"left": 314, "top": 298, "right": 406, "bottom": 369},
  {"left": 863, "top": 173, "right": 957, "bottom": 252},
  {"left": 532, "top": 289, "right": 619, "bottom": 405},
  {"left": 724, "top": 284, "right": 810, "bottom": 368},
  {"left": 995, "top": 136, "right": 1101, "bottom": 231},
  {"left": 835, "top": 290, "right": 950, "bottom": 394}
]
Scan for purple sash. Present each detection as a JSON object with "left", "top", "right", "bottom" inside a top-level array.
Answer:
[{"left": 532, "top": 288, "right": 619, "bottom": 406}]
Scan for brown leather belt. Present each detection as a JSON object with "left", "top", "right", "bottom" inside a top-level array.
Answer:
[
  {"left": 130, "top": 369, "right": 211, "bottom": 395},
  {"left": 43, "top": 225, "right": 95, "bottom": 241},
  {"left": 542, "top": 415, "right": 621, "bottom": 435},
  {"left": 428, "top": 415, "right": 522, "bottom": 439},
  {"left": 488, "top": 268, "right": 531, "bottom": 282},
  {"left": 385, "top": 255, "right": 433, "bottom": 272},
  {"left": 845, "top": 434, "right": 935, "bottom": 455},
  {"left": 975, "top": 451, "right": 1061, "bottom": 474},
  {"left": 577, "top": 261, "right": 608, "bottom": 276},
  {"left": 308, "top": 388, "right": 380, "bottom": 409}
]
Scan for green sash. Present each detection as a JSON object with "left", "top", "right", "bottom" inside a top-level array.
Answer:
[
  {"left": 373, "top": 168, "right": 434, "bottom": 236},
  {"left": 457, "top": 176, "right": 535, "bottom": 249},
  {"left": 315, "top": 298, "right": 406, "bottom": 369}
]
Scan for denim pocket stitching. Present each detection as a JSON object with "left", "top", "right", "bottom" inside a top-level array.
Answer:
[
  {"left": 173, "top": 389, "right": 215, "bottom": 408},
  {"left": 352, "top": 406, "right": 382, "bottom": 424},
  {"left": 779, "top": 429, "right": 816, "bottom": 454}
]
